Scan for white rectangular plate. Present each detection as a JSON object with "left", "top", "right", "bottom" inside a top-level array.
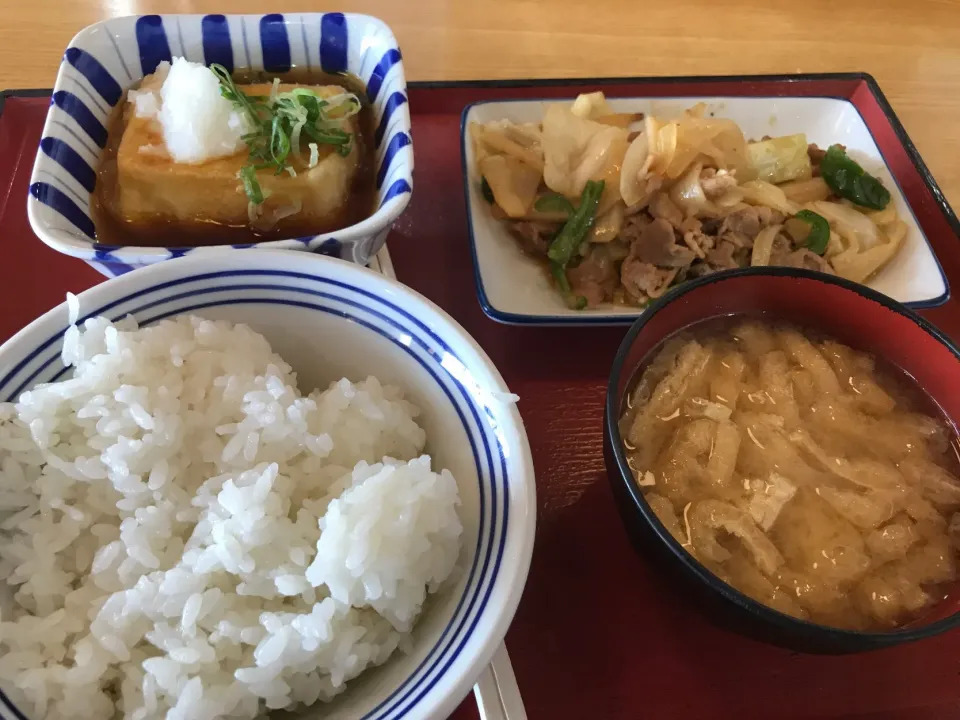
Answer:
[{"left": 462, "top": 95, "right": 949, "bottom": 326}]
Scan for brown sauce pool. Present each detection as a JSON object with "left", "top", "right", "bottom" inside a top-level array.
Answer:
[{"left": 91, "top": 69, "right": 376, "bottom": 248}]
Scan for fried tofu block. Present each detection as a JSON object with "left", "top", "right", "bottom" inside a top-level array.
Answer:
[{"left": 115, "top": 82, "right": 360, "bottom": 230}]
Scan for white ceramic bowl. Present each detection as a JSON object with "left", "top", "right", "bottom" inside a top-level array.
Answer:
[
  {"left": 28, "top": 13, "right": 414, "bottom": 277},
  {"left": 463, "top": 94, "right": 949, "bottom": 325},
  {"left": 0, "top": 250, "right": 535, "bottom": 720}
]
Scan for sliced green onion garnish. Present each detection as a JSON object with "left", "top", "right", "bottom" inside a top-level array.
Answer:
[
  {"left": 210, "top": 66, "right": 360, "bottom": 205},
  {"left": 238, "top": 166, "right": 264, "bottom": 205}
]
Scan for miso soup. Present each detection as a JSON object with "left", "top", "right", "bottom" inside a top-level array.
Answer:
[{"left": 620, "top": 316, "right": 960, "bottom": 631}]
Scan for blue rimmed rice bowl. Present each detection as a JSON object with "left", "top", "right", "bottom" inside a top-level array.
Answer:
[{"left": 0, "top": 250, "right": 535, "bottom": 719}]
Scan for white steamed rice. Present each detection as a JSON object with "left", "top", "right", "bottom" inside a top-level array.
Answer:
[{"left": 0, "top": 312, "right": 463, "bottom": 719}]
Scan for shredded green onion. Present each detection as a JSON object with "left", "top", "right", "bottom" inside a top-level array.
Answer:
[
  {"left": 210, "top": 64, "right": 362, "bottom": 206},
  {"left": 238, "top": 166, "right": 264, "bottom": 205}
]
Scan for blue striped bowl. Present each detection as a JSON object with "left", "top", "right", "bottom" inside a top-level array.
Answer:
[
  {"left": 27, "top": 13, "right": 414, "bottom": 278},
  {"left": 0, "top": 251, "right": 536, "bottom": 720}
]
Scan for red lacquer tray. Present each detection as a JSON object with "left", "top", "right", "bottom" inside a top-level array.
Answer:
[{"left": 3, "top": 76, "right": 960, "bottom": 719}]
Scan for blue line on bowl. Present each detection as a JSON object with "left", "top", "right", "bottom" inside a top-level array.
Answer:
[
  {"left": 63, "top": 47, "right": 122, "bottom": 105},
  {"left": 319, "top": 12, "right": 348, "bottom": 73},
  {"left": 135, "top": 15, "right": 172, "bottom": 76},
  {"left": 259, "top": 14, "right": 291, "bottom": 73}
]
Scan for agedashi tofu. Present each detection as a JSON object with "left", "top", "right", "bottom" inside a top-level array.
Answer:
[
  {"left": 91, "top": 58, "right": 375, "bottom": 246},
  {"left": 115, "top": 82, "right": 361, "bottom": 229}
]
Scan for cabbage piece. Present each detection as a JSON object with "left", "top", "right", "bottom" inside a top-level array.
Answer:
[
  {"left": 830, "top": 220, "right": 906, "bottom": 283},
  {"left": 474, "top": 121, "right": 544, "bottom": 170},
  {"left": 714, "top": 188, "right": 744, "bottom": 209},
  {"left": 478, "top": 154, "right": 542, "bottom": 218},
  {"left": 542, "top": 104, "right": 629, "bottom": 199},
  {"left": 669, "top": 161, "right": 715, "bottom": 217},
  {"left": 620, "top": 131, "right": 654, "bottom": 206},
  {"left": 594, "top": 133, "right": 632, "bottom": 213},
  {"left": 570, "top": 91, "right": 612, "bottom": 120},
  {"left": 747, "top": 134, "right": 812, "bottom": 185},
  {"left": 646, "top": 116, "right": 679, "bottom": 176},
  {"left": 865, "top": 204, "right": 897, "bottom": 227},
  {"left": 750, "top": 225, "right": 783, "bottom": 266},
  {"left": 661, "top": 117, "right": 750, "bottom": 181},
  {"left": 781, "top": 177, "right": 831, "bottom": 204},
  {"left": 516, "top": 196, "right": 572, "bottom": 223},
  {"left": 595, "top": 112, "right": 644, "bottom": 128},
  {"left": 588, "top": 202, "right": 625, "bottom": 243},
  {"left": 824, "top": 230, "right": 849, "bottom": 258},
  {"left": 739, "top": 180, "right": 798, "bottom": 215},
  {"left": 809, "top": 200, "right": 881, "bottom": 250},
  {"left": 571, "top": 92, "right": 642, "bottom": 126},
  {"left": 707, "top": 120, "right": 753, "bottom": 180},
  {"left": 486, "top": 120, "right": 542, "bottom": 150},
  {"left": 468, "top": 121, "right": 489, "bottom": 166}
]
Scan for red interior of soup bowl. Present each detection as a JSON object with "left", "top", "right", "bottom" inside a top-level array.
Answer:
[{"left": 607, "top": 267, "right": 960, "bottom": 645}]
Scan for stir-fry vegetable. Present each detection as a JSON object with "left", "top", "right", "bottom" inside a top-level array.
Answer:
[
  {"left": 547, "top": 180, "right": 605, "bottom": 266},
  {"left": 785, "top": 210, "right": 831, "bottom": 255},
  {"left": 670, "top": 161, "right": 711, "bottom": 216},
  {"left": 211, "top": 64, "right": 359, "bottom": 205},
  {"left": 549, "top": 260, "right": 587, "bottom": 308},
  {"left": 481, "top": 177, "right": 495, "bottom": 203},
  {"left": 820, "top": 144, "right": 891, "bottom": 210},
  {"left": 480, "top": 155, "right": 542, "bottom": 217},
  {"left": 750, "top": 225, "right": 782, "bottom": 266},
  {"left": 535, "top": 193, "right": 576, "bottom": 215},
  {"left": 746, "top": 134, "right": 812, "bottom": 185},
  {"left": 738, "top": 180, "right": 798, "bottom": 215},
  {"left": 588, "top": 203, "right": 625, "bottom": 243},
  {"left": 780, "top": 177, "right": 831, "bottom": 204},
  {"left": 542, "top": 105, "right": 628, "bottom": 199},
  {"left": 470, "top": 92, "right": 908, "bottom": 310},
  {"left": 810, "top": 200, "right": 881, "bottom": 249},
  {"left": 550, "top": 260, "right": 571, "bottom": 292}
]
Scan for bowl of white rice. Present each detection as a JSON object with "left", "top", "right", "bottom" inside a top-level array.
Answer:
[{"left": 0, "top": 250, "right": 535, "bottom": 720}]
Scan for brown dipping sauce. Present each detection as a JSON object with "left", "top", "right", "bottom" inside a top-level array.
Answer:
[{"left": 91, "top": 69, "right": 376, "bottom": 248}]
